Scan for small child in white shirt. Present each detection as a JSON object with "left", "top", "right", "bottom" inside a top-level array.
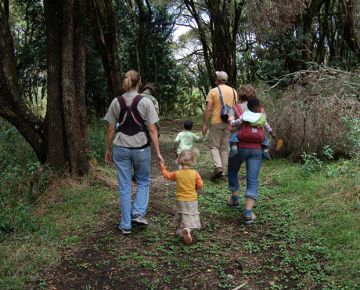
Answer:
[{"left": 174, "top": 120, "right": 201, "bottom": 156}]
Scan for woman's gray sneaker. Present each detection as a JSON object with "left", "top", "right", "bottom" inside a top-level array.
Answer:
[
  {"left": 119, "top": 227, "right": 131, "bottom": 235},
  {"left": 132, "top": 215, "right": 149, "bottom": 225}
]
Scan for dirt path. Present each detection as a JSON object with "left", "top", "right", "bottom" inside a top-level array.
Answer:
[{"left": 30, "top": 120, "right": 328, "bottom": 289}]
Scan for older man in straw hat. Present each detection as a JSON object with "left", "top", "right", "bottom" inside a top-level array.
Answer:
[{"left": 202, "top": 71, "right": 237, "bottom": 180}]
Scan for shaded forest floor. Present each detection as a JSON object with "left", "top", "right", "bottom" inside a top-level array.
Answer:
[{"left": 1, "top": 120, "right": 359, "bottom": 289}]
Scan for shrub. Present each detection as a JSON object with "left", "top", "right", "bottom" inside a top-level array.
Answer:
[
  {"left": 343, "top": 117, "right": 360, "bottom": 160},
  {"left": 301, "top": 152, "right": 323, "bottom": 176},
  {"left": 264, "top": 67, "right": 360, "bottom": 160},
  {"left": 88, "top": 120, "right": 107, "bottom": 164},
  {"left": 0, "top": 120, "right": 35, "bottom": 241}
]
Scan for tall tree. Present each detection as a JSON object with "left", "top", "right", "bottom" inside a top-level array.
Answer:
[
  {"left": 0, "top": 2, "right": 46, "bottom": 162},
  {"left": 123, "top": 0, "right": 180, "bottom": 114},
  {"left": 88, "top": 0, "right": 122, "bottom": 104},
  {"left": 0, "top": 0, "right": 89, "bottom": 176},
  {"left": 183, "top": 0, "right": 245, "bottom": 87},
  {"left": 343, "top": 0, "right": 360, "bottom": 59}
]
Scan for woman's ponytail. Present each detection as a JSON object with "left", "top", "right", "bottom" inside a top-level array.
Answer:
[{"left": 122, "top": 70, "right": 141, "bottom": 92}]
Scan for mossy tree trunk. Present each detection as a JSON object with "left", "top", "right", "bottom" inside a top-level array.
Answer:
[{"left": 0, "top": 0, "right": 89, "bottom": 176}]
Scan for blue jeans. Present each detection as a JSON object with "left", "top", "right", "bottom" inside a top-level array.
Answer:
[
  {"left": 262, "top": 135, "right": 270, "bottom": 148},
  {"left": 113, "top": 146, "right": 151, "bottom": 230},
  {"left": 228, "top": 148, "right": 262, "bottom": 200}
]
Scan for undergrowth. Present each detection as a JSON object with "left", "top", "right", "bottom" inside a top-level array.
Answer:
[
  {"left": 0, "top": 120, "right": 114, "bottom": 289},
  {"left": 0, "top": 118, "right": 359, "bottom": 289},
  {"left": 0, "top": 119, "right": 38, "bottom": 243}
]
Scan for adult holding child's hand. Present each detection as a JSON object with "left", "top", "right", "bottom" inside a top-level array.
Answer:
[{"left": 104, "top": 69, "right": 162, "bottom": 235}]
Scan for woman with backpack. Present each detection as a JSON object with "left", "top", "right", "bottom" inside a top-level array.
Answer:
[
  {"left": 227, "top": 85, "right": 267, "bottom": 226},
  {"left": 104, "top": 70, "right": 164, "bottom": 235}
]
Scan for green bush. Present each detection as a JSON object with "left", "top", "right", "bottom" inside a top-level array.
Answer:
[
  {"left": 301, "top": 146, "right": 336, "bottom": 176},
  {"left": 0, "top": 119, "right": 38, "bottom": 242},
  {"left": 301, "top": 152, "right": 323, "bottom": 176},
  {"left": 88, "top": 120, "right": 107, "bottom": 164},
  {"left": 343, "top": 117, "right": 360, "bottom": 159}
]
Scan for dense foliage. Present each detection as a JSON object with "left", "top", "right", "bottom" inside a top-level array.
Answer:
[{"left": 1, "top": 2, "right": 359, "bottom": 288}]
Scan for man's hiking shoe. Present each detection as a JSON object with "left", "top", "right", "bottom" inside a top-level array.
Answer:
[
  {"left": 227, "top": 195, "right": 240, "bottom": 208},
  {"left": 262, "top": 148, "right": 271, "bottom": 160},
  {"left": 132, "top": 215, "right": 149, "bottom": 226},
  {"left": 182, "top": 228, "right": 193, "bottom": 245},
  {"left": 244, "top": 210, "right": 256, "bottom": 226},
  {"left": 119, "top": 227, "right": 131, "bottom": 235},
  {"left": 211, "top": 167, "right": 223, "bottom": 181}
]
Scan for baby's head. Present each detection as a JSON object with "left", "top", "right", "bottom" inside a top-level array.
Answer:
[
  {"left": 184, "top": 120, "right": 193, "bottom": 131},
  {"left": 247, "top": 97, "right": 262, "bottom": 113},
  {"left": 177, "top": 148, "right": 199, "bottom": 167}
]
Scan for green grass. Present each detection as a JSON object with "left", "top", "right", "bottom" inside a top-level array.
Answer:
[
  {"left": 1, "top": 118, "right": 359, "bottom": 288},
  {"left": 0, "top": 120, "right": 116, "bottom": 289},
  {"left": 0, "top": 181, "right": 115, "bottom": 289},
  {"left": 196, "top": 151, "right": 359, "bottom": 287},
  {"left": 258, "top": 159, "right": 360, "bottom": 287}
]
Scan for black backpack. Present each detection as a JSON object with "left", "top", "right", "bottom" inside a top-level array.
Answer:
[{"left": 116, "top": 95, "right": 149, "bottom": 140}]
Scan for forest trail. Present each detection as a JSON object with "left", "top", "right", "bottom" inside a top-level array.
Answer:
[{"left": 30, "top": 120, "right": 329, "bottom": 289}]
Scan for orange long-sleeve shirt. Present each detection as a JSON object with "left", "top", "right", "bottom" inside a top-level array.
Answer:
[{"left": 160, "top": 164, "right": 203, "bottom": 201}]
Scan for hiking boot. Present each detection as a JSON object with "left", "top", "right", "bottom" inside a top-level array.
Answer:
[
  {"left": 227, "top": 195, "right": 240, "bottom": 208},
  {"left": 210, "top": 167, "right": 223, "bottom": 181},
  {"left": 132, "top": 215, "right": 149, "bottom": 226},
  {"left": 243, "top": 210, "right": 256, "bottom": 226},
  {"left": 119, "top": 227, "right": 131, "bottom": 235},
  {"left": 182, "top": 228, "right": 193, "bottom": 245}
]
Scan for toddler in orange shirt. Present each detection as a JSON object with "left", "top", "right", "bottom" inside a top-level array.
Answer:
[{"left": 160, "top": 149, "right": 203, "bottom": 245}]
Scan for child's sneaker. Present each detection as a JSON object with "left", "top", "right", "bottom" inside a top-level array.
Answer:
[
  {"left": 227, "top": 195, "right": 240, "bottom": 208},
  {"left": 243, "top": 209, "right": 256, "bottom": 226},
  {"left": 262, "top": 147, "right": 271, "bottom": 160},
  {"left": 182, "top": 228, "right": 193, "bottom": 245}
]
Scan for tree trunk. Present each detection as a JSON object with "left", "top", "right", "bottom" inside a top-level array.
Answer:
[
  {"left": 184, "top": 0, "right": 215, "bottom": 87},
  {"left": 184, "top": 0, "right": 244, "bottom": 87},
  {"left": 44, "top": 0, "right": 68, "bottom": 169},
  {"left": 1, "top": 1, "right": 90, "bottom": 175},
  {"left": 135, "top": 0, "right": 149, "bottom": 77},
  {"left": 3, "top": 0, "right": 9, "bottom": 18},
  {"left": 343, "top": 0, "right": 360, "bottom": 59},
  {"left": 88, "top": 0, "right": 122, "bottom": 105},
  {"left": 62, "top": 0, "right": 89, "bottom": 176},
  {"left": 74, "top": 0, "right": 89, "bottom": 159},
  {"left": 0, "top": 4, "right": 46, "bottom": 162}
]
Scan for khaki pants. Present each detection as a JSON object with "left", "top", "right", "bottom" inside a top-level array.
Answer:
[{"left": 208, "top": 122, "right": 231, "bottom": 175}]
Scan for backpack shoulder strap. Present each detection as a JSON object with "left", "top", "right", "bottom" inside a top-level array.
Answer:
[
  {"left": 233, "top": 103, "right": 243, "bottom": 118},
  {"left": 217, "top": 86, "right": 224, "bottom": 105},
  {"left": 131, "top": 95, "right": 145, "bottom": 125},
  {"left": 117, "top": 95, "right": 127, "bottom": 123},
  {"left": 232, "top": 89, "right": 236, "bottom": 105}
]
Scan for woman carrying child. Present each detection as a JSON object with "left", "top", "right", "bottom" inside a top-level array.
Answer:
[
  {"left": 229, "top": 85, "right": 275, "bottom": 162},
  {"left": 160, "top": 149, "right": 203, "bottom": 245},
  {"left": 227, "top": 96, "right": 270, "bottom": 226}
]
